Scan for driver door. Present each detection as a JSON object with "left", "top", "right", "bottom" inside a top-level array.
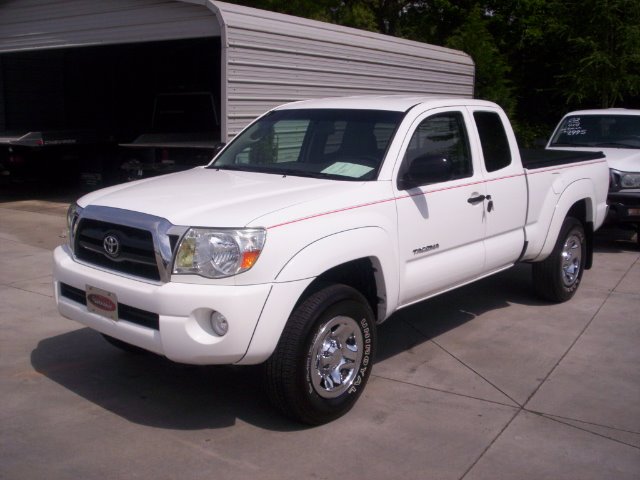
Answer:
[{"left": 395, "top": 108, "right": 487, "bottom": 306}]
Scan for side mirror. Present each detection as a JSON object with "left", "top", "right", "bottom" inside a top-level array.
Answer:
[{"left": 398, "top": 154, "right": 452, "bottom": 190}]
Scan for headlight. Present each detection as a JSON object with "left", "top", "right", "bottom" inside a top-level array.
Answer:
[
  {"left": 620, "top": 172, "right": 640, "bottom": 189},
  {"left": 66, "top": 202, "right": 82, "bottom": 251},
  {"left": 173, "top": 228, "right": 267, "bottom": 278},
  {"left": 610, "top": 169, "right": 640, "bottom": 191}
]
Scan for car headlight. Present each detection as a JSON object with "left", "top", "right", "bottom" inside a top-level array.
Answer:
[
  {"left": 620, "top": 172, "right": 640, "bottom": 189},
  {"left": 610, "top": 169, "right": 640, "bottom": 191},
  {"left": 66, "top": 202, "right": 82, "bottom": 251},
  {"left": 173, "top": 228, "right": 267, "bottom": 278}
]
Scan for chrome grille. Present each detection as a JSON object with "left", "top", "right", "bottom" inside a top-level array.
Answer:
[{"left": 75, "top": 218, "right": 161, "bottom": 281}]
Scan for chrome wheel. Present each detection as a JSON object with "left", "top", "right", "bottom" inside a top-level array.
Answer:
[
  {"left": 533, "top": 217, "right": 585, "bottom": 303},
  {"left": 561, "top": 232, "right": 583, "bottom": 288},
  {"left": 310, "top": 315, "right": 364, "bottom": 399},
  {"left": 265, "top": 284, "right": 375, "bottom": 424}
]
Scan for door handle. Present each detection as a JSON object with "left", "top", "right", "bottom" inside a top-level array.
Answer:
[
  {"left": 467, "top": 194, "right": 486, "bottom": 205},
  {"left": 468, "top": 194, "right": 494, "bottom": 211}
]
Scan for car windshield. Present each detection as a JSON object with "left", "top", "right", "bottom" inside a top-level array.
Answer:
[
  {"left": 549, "top": 114, "right": 640, "bottom": 149},
  {"left": 209, "top": 109, "right": 404, "bottom": 180}
]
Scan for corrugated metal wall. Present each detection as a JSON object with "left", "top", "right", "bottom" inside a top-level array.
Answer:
[
  {"left": 0, "top": 0, "right": 475, "bottom": 141},
  {"left": 208, "top": 1, "right": 475, "bottom": 140},
  {"left": 0, "top": 0, "right": 218, "bottom": 52}
]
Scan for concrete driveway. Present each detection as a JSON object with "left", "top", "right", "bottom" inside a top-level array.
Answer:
[{"left": 1, "top": 196, "right": 639, "bottom": 479}]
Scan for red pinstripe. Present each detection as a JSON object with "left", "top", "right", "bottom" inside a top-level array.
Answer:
[{"left": 266, "top": 159, "right": 607, "bottom": 230}]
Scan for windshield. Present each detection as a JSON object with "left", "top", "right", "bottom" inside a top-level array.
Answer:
[
  {"left": 209, "top": 109, "right": 404, "bottom": 180},
  {"left": 550, "top": 114, "right": 640, "bottom": 148}
]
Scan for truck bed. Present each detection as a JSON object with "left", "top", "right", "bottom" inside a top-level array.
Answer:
[{"left": 520, "top": 149, "right": 605, "bottom": 169}]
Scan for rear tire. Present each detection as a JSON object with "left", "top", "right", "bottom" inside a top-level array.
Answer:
[
  {"left": 265, "top": 284, "right": 376, "bottom": 425},
  {"left": 533, "top": 217, "right": 586, "bottom": 302}
]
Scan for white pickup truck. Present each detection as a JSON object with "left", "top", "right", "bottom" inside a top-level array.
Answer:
[
  {"left": 547, "top": 108, "right": 640, "bottom": 245},
  {"left": 54, "top": 96, "right": 609, "bottom": 425}
]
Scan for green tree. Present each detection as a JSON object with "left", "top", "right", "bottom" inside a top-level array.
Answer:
[
  {"left": 330, "top": 1, "right": 379, "bottom": 31},
  {"left": 556, "top": 0, "right": 640, "bottom": 108},
  {"left": 395, "top": 0, "right": 477, "bottom": 46},
  {"left": 446, "top": 7, "right": 516, "bottom": 116},
  {"left": 478, "top": 0, "right": 568, "bottom": 141}
]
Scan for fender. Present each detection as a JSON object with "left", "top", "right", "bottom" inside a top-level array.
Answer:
[
  {"left": 278, "top": 226, "right": 396, "bottom": 276},
  {"left": 237, "top": 227, "right": 400, "bottom": 365},
  {"left": 530, "top": 178, "right": 596, "bottom": 263},
  {"left": 276, "top": 226, "right": 400, "bottom": 320}
]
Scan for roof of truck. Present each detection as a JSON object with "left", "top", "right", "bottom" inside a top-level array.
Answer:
[
  {"left": 274, "top": 95, "right": 498, "bottom": 112},
  {"left": 561, "top": 108, "right": 640, "bottom": 117}
]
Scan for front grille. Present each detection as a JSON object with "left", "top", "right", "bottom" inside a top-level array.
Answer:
[
  {"left": 60, "top": 283, "right": 160, "bottom": 330},
  {"left": 74, "top": 218, "right": 161, "bottom": 281}
]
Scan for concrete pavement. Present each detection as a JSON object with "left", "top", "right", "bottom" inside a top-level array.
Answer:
[{"left": 1, "top": 197, "right": 638, "bottom": 479}]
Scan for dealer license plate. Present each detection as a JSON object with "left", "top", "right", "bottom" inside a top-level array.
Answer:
[{"left": 86, "top": 285, "right": 119, "bottom": 321}]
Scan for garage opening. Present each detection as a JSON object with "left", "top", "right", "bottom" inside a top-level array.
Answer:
[{"left": 1, "top": 37, "right": 221, "bottom": 188}]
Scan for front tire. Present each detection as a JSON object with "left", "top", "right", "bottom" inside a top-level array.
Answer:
[
  {"left": 533, "top": 216, "right": 586, "bottom": 302},
  {"left": 265, "top": 284, "right": 376, "bottom": 425}
]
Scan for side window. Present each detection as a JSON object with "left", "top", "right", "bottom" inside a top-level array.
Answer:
[
  {"left": 474, "top": 111, "right": 512, "bottom": 172},
  {"left": 401, "top": 112, "right": 472, "bottom": 186}
]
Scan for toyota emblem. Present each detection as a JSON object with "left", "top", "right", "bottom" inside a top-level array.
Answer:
[{"left": 103, "top": 234, "right": 121, "bottom": 258}]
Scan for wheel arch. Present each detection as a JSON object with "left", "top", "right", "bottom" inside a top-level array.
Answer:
[
  {"left": 274, "top": 227, "right": 399, "bottom": 321},
  {"left": 238, "top": 228, "right": 398, "bottom": 365},
  {"left": 295, "top": 257, "right": 385, "bottom": 322},
  {"left": 565, "top": 200, "right": 594, "bottom": 269},
  {"left": 532, "top": 179, "right": 596, "bottom": 267}
]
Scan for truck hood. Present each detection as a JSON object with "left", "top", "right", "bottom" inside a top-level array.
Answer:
[
  {"left": 599, "top": 149, "right": 640, "bottom": 172},
  {"left": 78, "top": 167, "right": 366, "bottom": 227}
]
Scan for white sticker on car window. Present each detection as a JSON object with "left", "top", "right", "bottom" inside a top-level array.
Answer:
[{"left": 560, "top": 117, "right": 587, "bottom": 136}]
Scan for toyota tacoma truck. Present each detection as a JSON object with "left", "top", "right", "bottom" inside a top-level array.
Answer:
[
  {"left": 53, "top": 96, "right": 609, "bottom": 425},
  {"left": 547, "top": 108, "right": 640, "bottom": 245}
]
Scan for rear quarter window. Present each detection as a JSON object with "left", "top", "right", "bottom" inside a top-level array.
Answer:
[{"left": 474, "top": 111, "right": 512, "bottom": 172}]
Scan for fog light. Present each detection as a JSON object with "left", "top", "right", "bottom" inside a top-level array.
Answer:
[{"left": 210, "top": 311, "right": 229, "bottom": 337}]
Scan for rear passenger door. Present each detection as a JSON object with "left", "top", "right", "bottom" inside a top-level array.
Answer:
[{"left": 468, "top": 107, "right": 527, "bottom": 271}]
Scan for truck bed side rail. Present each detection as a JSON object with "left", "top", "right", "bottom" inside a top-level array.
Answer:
[{"left": 520, "top": 149, "right": 605, "bottom": 169}]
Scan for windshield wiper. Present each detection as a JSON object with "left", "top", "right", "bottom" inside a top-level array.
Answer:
[
  {"left": 209, "top": 164, "right": 270, "bottom": 173},
  {"left": 210, "top": 163, "right": 368, "bottom": 181},
  {"left": 273, "top": 168, "right": 361, "bottom": 181},
  {"left": 210, "top": 164, "right": 350, "bottom": 180}
]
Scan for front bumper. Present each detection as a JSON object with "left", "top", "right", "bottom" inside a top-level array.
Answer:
[
  {"left": 607, "top": 190, "right": 640, "bottom": 226},
  {"left": 54, "top": 245, "right": 274, "bottom": 365}
]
